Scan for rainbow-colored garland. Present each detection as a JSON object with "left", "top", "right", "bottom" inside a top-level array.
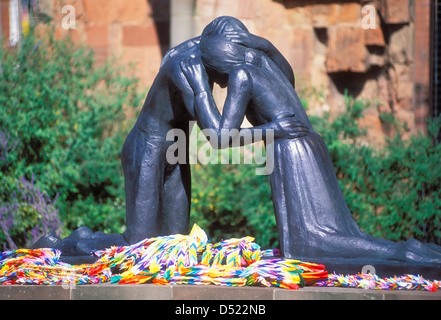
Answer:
[
  {"left": 0, "top": 224, "right": 440, "bottom": 292},
  {"left": 315, "top": 273, "right": 441, "bottom": 292},
  {"left": 0, "top": 224, "right": 326, "bottom": 289}
]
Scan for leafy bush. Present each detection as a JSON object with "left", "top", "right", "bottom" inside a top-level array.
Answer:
[
  {"left": 191, "top": 95, "right": 441, "bottom": 248},
  {"left": 190, "top": 159, "right": 276, "bottom": 248},
  {"left": 315, "top": 97, "right": 441, "bottom": 245},
  {"left": 0, "top": 175, "right": 61, "bottom": 250},
  {"left": 0, "top": 29, "right": 142, "bottom": 249}
]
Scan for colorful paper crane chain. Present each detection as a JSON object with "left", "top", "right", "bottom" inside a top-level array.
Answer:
[
  {"left": 0, "top": 224, "right": 327, "bottom": 289},
  {"left": 314, "top": 273, "right": 441, "bottom": 292},
  {"left": 1, "top": 224, "right": 440, "bottom": 291}
]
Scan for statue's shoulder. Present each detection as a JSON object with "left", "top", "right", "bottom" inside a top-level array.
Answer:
[{"left": 161, "top": 37, "right": 201, "bottom": 68}]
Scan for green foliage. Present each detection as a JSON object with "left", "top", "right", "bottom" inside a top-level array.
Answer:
[
  {"left": 191, "top": 95, "right": 441, "bottom": 248},
  {"left": 190, "top": 145, "right": 277, "bottom": 248},
  {"left": 312, "top": 97, "right": 441, "bottom": 244},
  {"left": 0, "top": 29, "right": 142, "bottom": 248},
  {"left": 0, "top": 175, "right": 62, "bottom": 250}
]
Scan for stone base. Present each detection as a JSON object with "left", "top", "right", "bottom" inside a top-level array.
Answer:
[{"left": 1, "top": 283, "right": 440, "bottom": 300}]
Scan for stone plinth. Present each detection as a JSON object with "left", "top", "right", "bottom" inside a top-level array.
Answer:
[{"left": 1, "top": 284, "right": 440, "bottom": 300}]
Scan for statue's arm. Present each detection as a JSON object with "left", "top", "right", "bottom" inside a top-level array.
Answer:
[
  {"left": 260, "top": 40, "right": 295, "bottom": 88},
  {"left": 180, "top": 58, "right": 303, "bottom": 149},
  {"left": 193, "top": 69, "right": 257, "bottom": 149}
]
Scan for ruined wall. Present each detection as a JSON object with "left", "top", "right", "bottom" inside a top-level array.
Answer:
[{"left": 49, "top": 0, "right": 170, "bottom": 89}]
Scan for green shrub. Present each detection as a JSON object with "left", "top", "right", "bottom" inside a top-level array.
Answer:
[
  {"left": 313, "top": 96, "right": 441, "bottom": 244},
  {"left": 0, "top": 29, "right": 142, "bottom": 249},
  {"left": 190, "top": 159, "right": 276, "bottom": 248}
]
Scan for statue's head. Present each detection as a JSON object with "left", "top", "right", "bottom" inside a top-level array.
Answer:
[
  {"left": 200, "top": 16, "right": 260, "bottom": 86},
  {"left": 202, "top": 16, "right": 248, "bottom": 37}
]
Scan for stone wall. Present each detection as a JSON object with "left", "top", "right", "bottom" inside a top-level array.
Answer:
[
  {"left": 38, "top": 0, "right": 430, "bottom": 143},
  {"left": 50, "top": 0, "right": 170, "bottom": 89}
]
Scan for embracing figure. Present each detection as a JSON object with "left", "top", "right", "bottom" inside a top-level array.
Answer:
[{"left": 179, "top": 16, "right": 441, "bottom": 266}]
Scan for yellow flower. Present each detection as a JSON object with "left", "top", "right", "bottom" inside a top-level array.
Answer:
[{"left": 22, "top": 20, "right": 30, "bottom": 36}]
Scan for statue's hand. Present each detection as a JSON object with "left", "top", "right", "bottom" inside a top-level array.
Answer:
[
  {"left": 179, "top": 56, "right": 209, "bottom": 94},
  {"left": 224, "top": 31, "right": 268, "bottom": 51},
  {"left": 273, "top": 117, "right": 309, "bottom": 140}
]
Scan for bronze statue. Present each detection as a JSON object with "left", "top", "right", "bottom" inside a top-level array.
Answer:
[{"left": 35, "top": 17, "right": 441, "bottom": 278}]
